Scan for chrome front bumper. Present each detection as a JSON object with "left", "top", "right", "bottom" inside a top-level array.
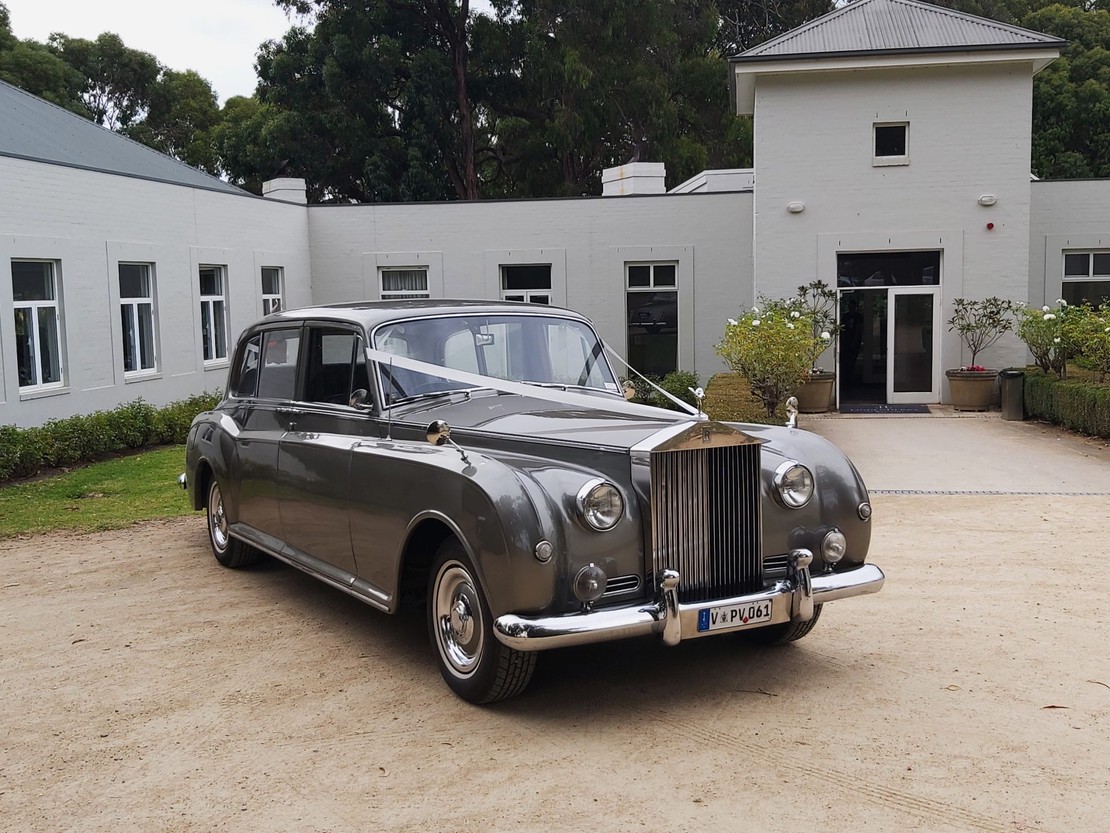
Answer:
[{"left": 493, "top": 550, "right": 885, "bottom": 652}]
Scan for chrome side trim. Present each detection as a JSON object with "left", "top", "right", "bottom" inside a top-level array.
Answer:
[{"left": 493, "top": 563, "right": 885, "bottom": 652}]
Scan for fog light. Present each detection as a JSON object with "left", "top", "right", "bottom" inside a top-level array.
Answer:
[
  {"left": 573, "top": 563, "right": 607, "bottom": 604},
  {"left": 534, "top": 540, "right": 553, "bottom": 563},
  {"left": 858, "top": 501, "right": 872, "bottom": 521},
  {"left": 822, "top": 530, "right": 847, "bottom": 564}
]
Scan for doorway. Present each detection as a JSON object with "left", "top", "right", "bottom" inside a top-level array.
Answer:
[{"left": 837, "top": 252, "right": 941, "bottom": 405}]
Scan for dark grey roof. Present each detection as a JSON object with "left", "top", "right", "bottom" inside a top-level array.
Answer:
[
  {"left": 0, "top": 79, "right": 243, "bottom": 194},
  {"left": 734, "top": 0, "right": 1064, "bottom": 62}
]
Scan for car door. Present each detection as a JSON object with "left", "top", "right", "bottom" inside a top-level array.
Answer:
[
  {"left": 277, "top": 324, "right": 375, "bottom": 578},
  {"left": 230, "top": 328, "right": 301, "bottom": 552}
]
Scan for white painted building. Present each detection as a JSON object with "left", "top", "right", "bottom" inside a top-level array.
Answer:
[{"left": 1, "top": 0, "right": 1108, "bottom": 428}]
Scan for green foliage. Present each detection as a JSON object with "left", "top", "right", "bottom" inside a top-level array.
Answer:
[
  {"left": 1025, "top": 4, "right": 1110, "bottom": 179},
  {"left": 47, "top": 32, "right": 161, "bottom": 129},
  {"left": 0, "top": 392, "right": 220, "bottom": 483},
  {"left": 716, "top": 299, "right": 815, "bottom": 417},
  {"left": 628, "top": 370, "right": 701, "bottom": 411},
  {"left": 795, "top": 280, "right": 838, "bottom": 371},
  {"left": 1016, "top": 300, "right": 1079, "bottom": 377},
  {"left": 946, "top": 297, "right": 1018, "bottom": 367},
  {"left": 1065, "top": 302, "right": 1110, "bottom": 382},
  {"left": 704, "top": 372, "right": 784, "bottom": 425},
  {"left": 0, "top": 446, "right": 193, "bottom": 538},
  {"left": 124, "top": 69, "right": 222, "bottom": 174},
  {"left": 1024, "top": 369, "right": 1110, "bottom": 438}
]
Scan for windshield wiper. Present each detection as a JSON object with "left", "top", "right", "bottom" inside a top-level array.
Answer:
[
  {"left": 388, "top": 387, "right": 492, "bottom": 407},
  {"left": 523, "top": 382, "right": 614, "bottom": 394}
]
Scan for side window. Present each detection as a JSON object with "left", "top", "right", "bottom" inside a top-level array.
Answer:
[
  {"left": 256, "top": 329, "right": 301, "bottom": 400},
  {"left": 304, "top": 327, "right": 370, "bottom": 407},
  {"left": 231, "top": 335, "right": 261, "bottom": 398}
]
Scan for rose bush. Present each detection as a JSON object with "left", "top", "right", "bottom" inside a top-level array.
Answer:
[
  {"left": 716, "top": 300, "right": 816, "bottom": 417},
  {"left": 1017, "top": 300, "right": 1079, "bottom": 378}
]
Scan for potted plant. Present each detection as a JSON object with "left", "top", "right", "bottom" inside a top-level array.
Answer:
[
  {"left": 945, "top": 297, "right": 1017, "bottom": 411},
  {"left": 716, "top": 300, "right": 814, "bottom": 419},
  {"left": 792, "top": 280, "right": 839, "bottom": 413}
]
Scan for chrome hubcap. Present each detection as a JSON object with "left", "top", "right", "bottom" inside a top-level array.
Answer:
[
  {"left": 208, "top": 482, "right": 229, "bottom": 552},
  {"left": 434, "top": 562, "right": 484, "bottom": 677}
]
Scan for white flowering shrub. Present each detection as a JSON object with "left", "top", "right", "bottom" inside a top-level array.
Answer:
[
  {"left": 716, "top": 299, "right": 816, "bottom": 417},
  {"left": 1017, "top": 300, "right": 1076, "bottom": 378}
]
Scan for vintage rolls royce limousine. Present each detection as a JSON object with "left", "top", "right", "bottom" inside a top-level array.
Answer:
[{"left": 181, "top": 300, "right": 884, "bottom": 703}]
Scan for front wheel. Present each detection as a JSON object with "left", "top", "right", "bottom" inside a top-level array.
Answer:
[
  {"left": 428, "top": 540, "right": 535, "bottom": 704},
  {"left": 742, "top": 603, "right": 823, "bottom": 645},
  {"left": 206, "top": 478, "right": 261, "bottom": 569}
]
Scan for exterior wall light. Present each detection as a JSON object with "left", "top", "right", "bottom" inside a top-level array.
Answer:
[
  {"left": 978, "top": 194, "right": 997, "bottom": 206},
  {"left": 787, "top": 201, "right": 805, "bottom": 214}
]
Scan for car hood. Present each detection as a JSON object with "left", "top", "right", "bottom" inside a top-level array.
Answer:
[{"left": 393, "top": 391, "right": 692, "bottom": 450}]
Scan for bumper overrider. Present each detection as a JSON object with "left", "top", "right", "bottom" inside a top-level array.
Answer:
[{"left": 493, "top": 549, "right": 884, "bottom": 652}]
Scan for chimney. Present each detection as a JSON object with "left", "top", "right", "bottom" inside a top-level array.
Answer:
[
  {"left": 262, "top": 177, "right": 307, "bottom": 204},
  {"left": 601, "top": 163, "right": 666, "bottom": 196}
]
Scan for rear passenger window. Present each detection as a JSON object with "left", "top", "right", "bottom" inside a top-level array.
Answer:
[
  {"left": 304, "top": 327, "right": 370, "bottom": 407},
  {"left": 256, "top": 329, "right": 301, "bottom": 399}
]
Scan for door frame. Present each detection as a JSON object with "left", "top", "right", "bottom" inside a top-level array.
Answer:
[{"left": 886, "top": 286, "right": 941, "bottom": 404}]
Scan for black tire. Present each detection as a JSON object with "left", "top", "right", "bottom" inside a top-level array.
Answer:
[
  {"left": 428, "top": 539, "right": 536, "bottom": 704},
  {"left": 206, "top": 478, "right": 261, "bottom": 569},
  {"left": 742, "top": 603, "right": 823, "bottom": 645}
]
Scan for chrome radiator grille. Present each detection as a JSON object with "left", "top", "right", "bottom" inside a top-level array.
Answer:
[{"left": 650, "top": 442, "right": 763, "bottom": 604}]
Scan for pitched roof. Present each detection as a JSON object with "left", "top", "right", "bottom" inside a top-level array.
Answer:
[
  {"left": 734, "top": 0, "right": 1065, "bottom": 62},
  {"left": 0, "top": 79, "right": 243, "bottom": 195}
]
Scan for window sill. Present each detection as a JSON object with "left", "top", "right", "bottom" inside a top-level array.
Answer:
[
  {"left": 124, "top": 371, "right": 162, "bottom": 384},
  {"left": 203, "top": 361, "right": 230, "bottom": 371},
  {"left": 19, "top": 385, "right": 69, "bottom": 402},
  {"left": 873, "top": 157, "right": 909, "bottom": 167}
]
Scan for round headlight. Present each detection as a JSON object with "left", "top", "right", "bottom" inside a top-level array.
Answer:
[
  {"left": 773, "top": 462, "right": 814, "bottom": 509},
  {"left": 576, "top": 480, "right": 624, "bottom": 531},
  {"left": 573, "top": 563, "right": 607, "bottom": 604},
  {"left": 822, "top": 529, "right": 847, "bottom": 564}
]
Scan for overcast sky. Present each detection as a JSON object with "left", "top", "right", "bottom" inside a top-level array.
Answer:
[{"left": 3, "top": 0, "right": 301, "bottom": 103}]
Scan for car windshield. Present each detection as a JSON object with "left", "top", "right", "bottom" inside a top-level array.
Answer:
[{"left": 372, "top": 314, "right": 620, "bottom": 402}]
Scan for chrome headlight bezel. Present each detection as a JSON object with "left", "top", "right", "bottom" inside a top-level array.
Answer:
[
  {"left": 576, "top": 479, "right": 624, "bottom": 531},
  {"left": 773, "top": 461, "right": 814, "bottom": 509}
]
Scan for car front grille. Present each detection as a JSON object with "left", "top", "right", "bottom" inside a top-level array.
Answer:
[{"left": 650, "top": 442, "right": 763, "bottom": 604}]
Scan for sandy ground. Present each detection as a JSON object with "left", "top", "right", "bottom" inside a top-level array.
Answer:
[{"left": 2, "top": 469, "right": 1109, "bottom": 830}]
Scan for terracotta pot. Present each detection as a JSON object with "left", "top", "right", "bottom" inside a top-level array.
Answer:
[
  {"left": 794, "top": 371, "right": 836, "bottom": 413},
  {"left": 945, "top": 369, "right": 997, "bottom": 412}
]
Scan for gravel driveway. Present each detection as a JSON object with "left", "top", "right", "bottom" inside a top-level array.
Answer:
[{"left": 1, "top": 415, "right": 1107, "bottom": 832}]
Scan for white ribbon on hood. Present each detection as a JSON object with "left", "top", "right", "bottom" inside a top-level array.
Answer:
[{"left": 362, "top": 345, "right": 705, "bottom": 422}]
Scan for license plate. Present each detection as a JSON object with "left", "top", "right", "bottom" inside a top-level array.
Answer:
[{"left": 697, "top": 599, "right": 773, "bottom": 632}]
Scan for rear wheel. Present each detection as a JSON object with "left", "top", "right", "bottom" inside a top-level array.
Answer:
[
  {"left": 206, "top": 479, "right": 261, "bottom": 568},
  {"left": 742, "top": 604, "right": 822, "bottom": 645},
  {"left": 428, "top": 539, "right": 535, "bottom": 704}
]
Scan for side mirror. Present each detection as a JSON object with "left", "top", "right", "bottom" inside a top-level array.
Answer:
[
  {"left": 350, "top": 388, "right": 370, "bottom": 409},
  {"left": 427, "top": 419, "right": 451, "bottom": 446}
]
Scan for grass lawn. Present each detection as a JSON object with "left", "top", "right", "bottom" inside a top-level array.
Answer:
[{"left": 0, "top": 446, "right": 196, "bottom": 538}]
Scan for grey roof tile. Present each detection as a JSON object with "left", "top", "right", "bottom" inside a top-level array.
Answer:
[
  {"left": 0, "top": 79, "right": 243, "bottom": 194},
  {"left": 735, "top": 0, "right": 1064, "bottom": 61}
]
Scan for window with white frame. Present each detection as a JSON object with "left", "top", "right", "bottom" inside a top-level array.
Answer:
[
  {"left": 380, "top": 267, "right": 429, "bottom": 300},
  {"left": 11, "top": 260, "right": 65, "bottom": 390},
  {"left": 500, "top": 264, "right": 551, "bottom": 304},
  {"left": 873, "top": 122, "right": 909, "bottom": 166},
  {"left": 261, "top": 266, "right": 284, "bottom": 314},
  {"left": 626, "top": 262, "right": 678, "bottom": 377},
  {"left": 119, "top": 263, "right": 157, "bottom": 376},
  {"left": 1062, "top": 252, "right": 1110, "bottom": 307},
  {"left": 199, "top": 265, "right": 229, "bottom": 363}
]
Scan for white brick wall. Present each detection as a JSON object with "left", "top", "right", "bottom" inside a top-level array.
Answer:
[
  {"left": 0, "top": 157, "right": 309, "bottom": 426},
  {"left": 1029, "top": 180, "right": 1110, "bottom": 308}
]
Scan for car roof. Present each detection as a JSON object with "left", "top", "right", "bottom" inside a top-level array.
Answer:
[{"left": 257, "top": 298, "right": 594, "bottom": 330}]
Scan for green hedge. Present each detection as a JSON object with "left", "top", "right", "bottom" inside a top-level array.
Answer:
[
  {"left": 0, "top": 392, "right": 221, "bottom": 483},
  {"left": 1024, "top": 371, "right": 1110, "bottom": 439}
]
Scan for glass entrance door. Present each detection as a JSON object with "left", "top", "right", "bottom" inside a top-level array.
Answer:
[{"left": 887, "top": 287, "right": 940, "bottom": 403}]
